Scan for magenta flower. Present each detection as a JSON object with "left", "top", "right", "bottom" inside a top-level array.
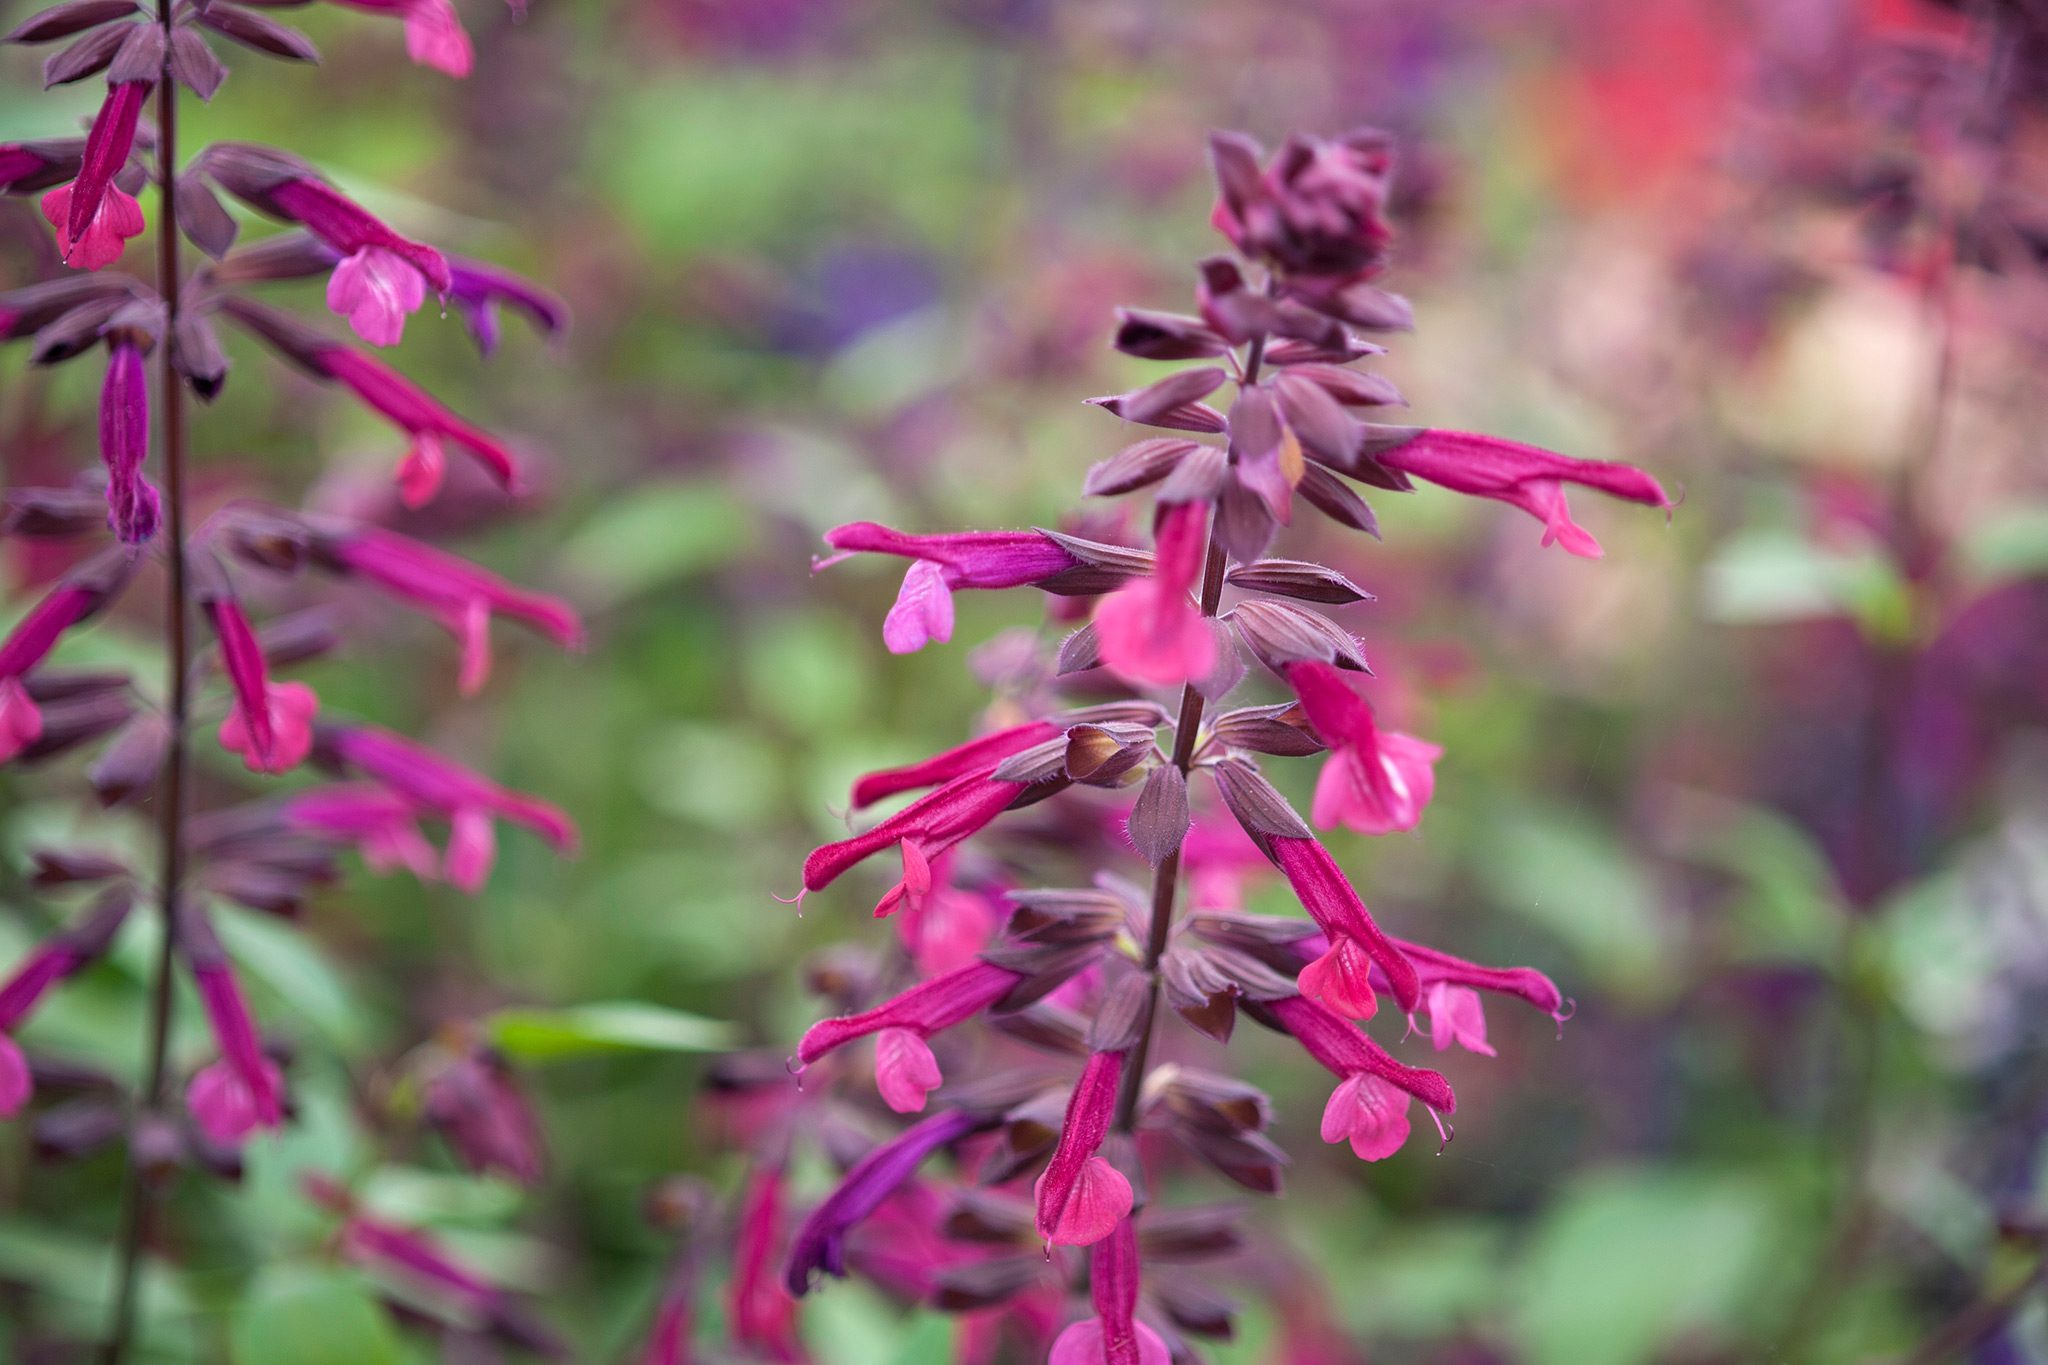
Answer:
[
  {"left": 1209, "top": 129, "right": 1395, "bottom": 282},
  {"left": 1381, "top": 936, "right": 1568, "bottom": 1054},
  {"left": 421, "top": 1038, "right": 545, "bottom": 1184},
  {"left": 326, "top": 246, "right": 428, "bottom": 347},
  {"left": 785, "top": 1107, "right": 991, "bottom": 1294},
  {"left": 283, "top": 785, "right": 442, "bottom": 881},
  {"left": 1268, "top": 836, "right": 1419, "bottom": 1013},
  {"left": 1049, "top": 1216, "right": 1169, "bottom": 1365},
  {"left": 0, "top": 893, "right": 131, "bottom": 1117},
  {"left": 796, "top": 960, "right": 1022, "bottom": 1113},
  {"left": 447, "top": 258, "right": 569, "bottom": 356},
  {"left": 1034, "top": 1049, "right": 1131, "bottom": 1248},
  {"left": 315, "top": 525, "right": 583, "bottom": 694},
  {"left": 313, "top": 345, "right": 519, "bottom": 505},
  {"left": 326, "top": 0, "right": 475, "bottom": 76},
  {"left": 1424, "top": 982, "right": 1492, "bottom": 1057},
  {"left": 0, "top": 559, "right": 132, "bottom": 762},
  {"left": 1266, "top": 994, "right": 1454, "bottom": 1163},
  {"left": 182, "top": 912, "right": 285, "bottom": 1146},
  {"left": 0, "top": 139, "right": 83, "bottom": 195},
  {"left": 850, "top": 719, "right": 1062, "bottom": 808},
  {"left": 98, "top": 340, "right": 158, "bottom": 543},
  {"left": 40, "top": 80, "right": 148, "bottom": 271},
  {"left": 1376, "top": 430, "right": 1673, "bottom": 559},
  {"left": 1093, "top": 500, "right": 1215, "bottom": 687},
  {"left": 324, "top": 725, "right": 578, "bottom": 892},
  {"left": 818, "top": 522, "right": 1110, "bottom": 654},
  {"left": 1284, "top": 660, "right": 1439, "bottom": 835},
  {"left": 1295, "top": 933, "right": 1379, "bottom": 1021},
  {"left": 206, "top": 597, "right": 318, "bottom": 774},
  {"left": 802, "top": 770, "right": 1027, "bottom": 906},
  {"left": 731, "top": 1164, "right": 805, "bottom": 1361},
  {"left": 0, "top": 680, "right": 41, "bottom": 765}
]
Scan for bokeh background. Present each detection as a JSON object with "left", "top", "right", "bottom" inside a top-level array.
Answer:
[{"left": 7, "top": 0, "right": 2048, "bottom": 1360}]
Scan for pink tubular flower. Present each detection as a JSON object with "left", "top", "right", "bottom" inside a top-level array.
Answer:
[
  {"left": 1267, "top": 994, "right": 1454, "bottom": 1162},
  {"left": 207, "top": 597, "right": 317, "bottom": 774},
  {"left": 1424, "top": 982, "right": 1493, "bottom": 1057},
  {"left": 1034, "top": 1050, "right": 1131, "bottom": 1247},
  {"left": 1376, "top": 430, "right": 1672, "bottom": 559},
  {"left": 797, "top": 960, "right": 1022, "bottom": 1110},
  {"left": 1269, "top": 836, "right": 1419, "bottom": 1013},
  {"left": 326, "top": 0, "right": 475, "bottom": 76},
  {"left": 785, "top": 1108, "right": 991, "bottom": 1295},
  {"left": 283, "top": 784, "right": 442, "bottom": 881},
  {"left": 1093, "top": 500, "right": 1214, "bottom": 687},
  {"left": 182, "top": 912, "right": 285, "bottom": 1146},
  {"left": 314, "top": 345, "right": 518, "bottom": 505},
  {"left": 40, "top": 81, "right": 148, "bottom": 271},
  {"left": 1379, "top": 936, "right": 1568, "bottom": 1055},
  {"left": 318, "top": 525, "right": 583, "bottom": 694},
  {"left": 1284, "top": 660, "right": 1439, "bottom": 835},
  {"left": 0, "top": 893, "right": 131, "bottom": 1117},
  {"left": 1049, "top": 1216, "right": 1169, "bottom": 1365},
  {"left": 850, "top": 720, "right": 1061, "bottom": 808},
  {"left": 0, "top": 560, "right": 132, "bottom": 761},
  {"left": 1296, "top": 934, "right": 1378, "bottom": 1021},
  {"left": 0, "top": 679, "right": 42, "bottom": 765},
  {"left": 817, "top": 523, "right": 1098, "bottom": 654},
  {"left": 421, "top": 1040, "right": 545, "bottom": 1184},
  {"left": 98, "top": 341, "right": 158, "bottom": 543},
  {"left": 446, "top": 257, "right": 569, "bottom": 356},
  {"left": 802, "top": 771, "right": 1027, "bottom": 901},
  {"left": 729, "top": 1164, "right": 804, "bottom": 1361},
  {"left": 325, "top": 726, "right": 576, "bottom": 891}
]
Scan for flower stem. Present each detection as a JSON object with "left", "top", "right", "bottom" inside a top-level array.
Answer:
[
  {"left": 1113, "top": 332, "right": 1263, "bottom": 1135},
  {"left": 103, "top": 24, "right": 188, "bottom": 1361}
]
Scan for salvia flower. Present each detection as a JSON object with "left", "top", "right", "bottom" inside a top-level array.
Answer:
[
  {"left": 784, "top": 1107, "right": 991, "bottom": 1294},
  {"left": 1266, "top": 994, "right": 1454, "bottom": 1162},
  {"left": 802, "top": 770, "right": 1029, "bottom": 908},
  {"left": 1209, "top": 129, "right": 1396, "bottom": 283},
  {"left": 0, "top": 552, "right": 136, "bottom": 763},
  {"left": 849, "top": 719, "right": 1063, "bottom": 808},
  {"left": 1093, "top": 500, "right": 1216, "bottom": 687},
  {"left": 97, "top": 338, "right": 158, "bottom": 543},
  {"left": 282, "top": 784, "right": 442, "bottom": 881},
  {"left": 182, "top": 908, "right": 284, "bottom": 1146},
  {"left": 1284, "top": 660, "right": 1439, "bottom": 835},
  {"left": 446, "top": 257, "right": 570, "bottom": 356},
  {"left": 1375, "top": 429, "right": 1674, "bottom": 559},
  {"left": 41, "top": 78, "right": 148, "bottom": 270},
  {"left": 796, "top": 959, "right": 1023, "bottom": 1112},
  {"left": 419, "top": 1032, "right": 545, "bottom": 1184},
  {"left": 0, "top": 891, "right": 131, "bottom": 1117},
  {"left": 1048, "top": 1217, "right": 1168, "bottom": 1365},
  {"left": 1268, "top": 835, "right": 1420, "bottom": 1014},
  {"left": 322, "top": 724, "right": 578, "bottom": 891},
  {"left": 325, "top": 0, "right": 476, "bottom": 77},
  {"left": 312, "top": 524, "right": 583, "bottom": 694},
  {"left": 818, "top": 522, "right": 1138, "bottom": 654},
  {"left": 730, "top": 1164, "right": 805, "bottom": 1360},
  {"left": 316, "top": 344, "right": 519, "bottom": 504},
  {"left": 206, "top": 595, "right": 317, "bottom": 774},
  {"left": 1033, "top": 1049, "right": 1130, "bottom": 1247}
]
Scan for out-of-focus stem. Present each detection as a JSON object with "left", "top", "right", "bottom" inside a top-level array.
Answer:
[{"left": 103, "top": 19, "right": 188, "bottom": 1361}]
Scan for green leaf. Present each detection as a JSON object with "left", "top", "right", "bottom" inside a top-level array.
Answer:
[
  {"left": 1660, "top": 790, "right": 1841, "bottom": 961},
  {"left": 229, "top": 1266, "right": 403, "bottom": 1365},
  {"left": 557, "top": 483, "right": 754, "bottom": 608},
  {"left": 485, "top": 1001, "right": 735, "bottom": 1061},
  {"left": 1702, "top": 530, "right": 1911, "bottom": 642},
  {"left": 1509, "top": 1167, "right": 1782, "bottom": 1365},
  {"left": 1958, "top": 503, "right": 2048, "bottom": 587}
]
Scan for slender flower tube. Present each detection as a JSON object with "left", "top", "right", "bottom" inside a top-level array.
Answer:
[
  {"left": 802, "top": 771, "right": 1027, "bottom": 901},
  {"left": 1267, "top": 994, "right": 1454, "bottom": 1162},
  {"left": 314, "top": 345, "right": 518, "bottom": 504},
  {"left": 1092, "top": 500, "right": 1215, "bottom": 687},
  {"left": 314, "top": 525, "right": 583, "bottom": 694},
  {"left": 730, "top": 1164, "right": 805, "bottom": 1360},
  {"left": 206, "top": 596, "right": 318, "bottom": 774},
  {"left": 1283, "top": 660, "right": 1439, "bottom": 835},
  {"left": 300, "top": 1175, "right": 503, "bottom": 1313},
  {"left": 784, "top": 1107, "right": 989, "bottom": 1295},
  {"left": 182, "top": 911, "right": 285, "bottom": 1146},
  {"left": 447, "top": 257, "right": 570, "bottom": 355},
  {"left": 324, "top": 725, "right": 578, "bottom": 891},
  {"left": 1034, "top": 1050, "right": 1131, "bottom": 1247},
  {"left": 850, "top": 720, "right": 1062, "bottom": 808},
  {"left": 817, "top": 523, "right": 1107, "bottom": 654},
  {"left": 1268, "top": 836, "right": 1419, "bottom": 1013},
  {"left": 0, "top": 554, "right": 135, "bottom": 763},
  {"left": 1049, "top": 1215, "right": 1168, "bottom": 1365},
  {"left": 1375, "top": 937, "right": 1568, "bottom": 1055},
  {"left": 1375, "top": 430, "right": 1673, "bottom": 559},
  {"left": 324, "top": 0, "right": 476, "bottom": 76},
  {"left": 40, "top": 80, "right": 149, "bottom": 271},
  {"left": 797, "top": 960, "right": 1023, "bottom": 1113},
  {"left": 97, "top": 341, "right": 158, "bottom": 543}
]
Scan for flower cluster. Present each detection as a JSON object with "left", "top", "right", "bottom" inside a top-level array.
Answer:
[
  {"left": 723, "top": 129, "right": 1669, "bottom": 1362},
  {"left": 0, "top": 0, "right": 571, "bottom": 1356}
]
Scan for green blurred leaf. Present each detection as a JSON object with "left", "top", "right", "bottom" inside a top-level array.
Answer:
[
  {"left": 1510, "top": 1167, "right": 1780, "bottom": 1365},
  {"left": 558, "top": 483, "right": 755, "bottom": 608},
  {"left": 486, "top": 1001, "right": 734, "bottom": 1061},
  {"left": 1660, "top": 790, "right": 1841, "bottom": 961},
  {"left": 229, "top": 1266, "right": 402, "bottom": 1365},
  {"left": 1958, "top": 503, "right": 2048, "bottom": 587},
  {"left": 1702, "top": 530, "right": 1911, "bottom": 641}
]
